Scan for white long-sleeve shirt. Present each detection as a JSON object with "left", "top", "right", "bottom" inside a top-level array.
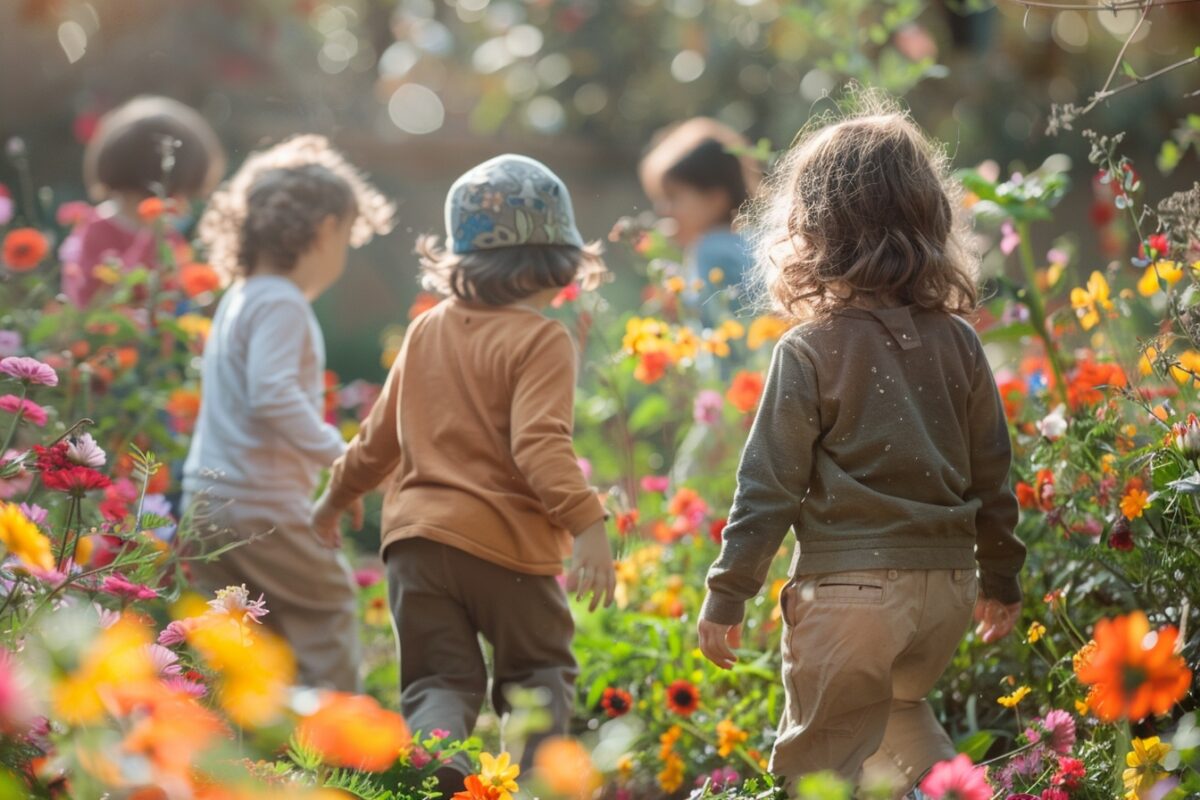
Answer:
[{"left": 183, "top": 275, "right": 346, "bottom": 507}]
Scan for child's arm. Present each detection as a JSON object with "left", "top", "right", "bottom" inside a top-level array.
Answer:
[
  {"left": 246, "top": 298, "right": 347, "bottom": 466},
  {"left": 964, "top": 333, "right": 1025, "bottom": 612},
  {"left": 509, "top": 324, "right": 607, "bottom": 536},
  {"left": 312, "top": 348, "right": 405, "bottom": 545},
  {"left": 700, "top": 339, "right": 819, "bottom": 663}
]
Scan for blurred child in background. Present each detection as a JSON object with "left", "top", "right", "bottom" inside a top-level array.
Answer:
[
  {"left": 183, "top": 135, "right": 394, "bottom": 691},
  {"left": 63, "top": 95, "right": 226, "bottom": 307},
  {"left": 639, "top": 117, "right": 760, "bottom": 319}
]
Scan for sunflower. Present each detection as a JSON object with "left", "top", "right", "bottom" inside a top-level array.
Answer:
[
  {"left": 1075, "top": 611, "right": 1192, "bottom": 722},
  {"left": 600, "top": 687, "right": 633, "bottom": 718},
  {"left": 665, "top": 679, "right": 699, "bottom": 716}
]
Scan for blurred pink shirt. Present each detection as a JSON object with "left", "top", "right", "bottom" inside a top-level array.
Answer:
[{"left": 61, "top": 207, "right": 183, "bottom": 307}]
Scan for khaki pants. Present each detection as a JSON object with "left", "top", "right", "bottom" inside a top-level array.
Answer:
[
  {"left": 186, "top": 494, "right": 362, "bottom": 692},
  {"left": 773, "top": 568, "right": 977, "bottom": 797},
  {"left": 385, "top": 537, "right": 577, "bottom": 775}
]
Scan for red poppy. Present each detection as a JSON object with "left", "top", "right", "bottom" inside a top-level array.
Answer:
[
  {"left": 179, "top": 263, "right": 221, "bottom": 298},
  {"left": 664, "top": 679, "right": 699, "bottom": 716},
  {"left": 42, "top": 465, "right": 111, "bottom": 496},
  {"left": 600, "top": 687, "right": 633, "bottom": 718},
  {"left": 726, "top": 371, "right": 764, "bottom": 413},
  {"left": 615, "top": 510, "right": 639, "bottom": 535},
  {"left": 3, "top": 228, "right": 49, "bottom": 271},
  {"left": 996, "top": 377, "right": 1026, "bottom": 420},
  {"left": 709, "top": 518, "right": 728, "bottom": 544}
]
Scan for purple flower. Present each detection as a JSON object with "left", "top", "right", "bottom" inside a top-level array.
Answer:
[
  {"left": 0, "top": 356, "right": 58, "bottom": 387},
  {"left": 0, "top": 332, "right": 20, "bottom": 358},
  {"left": 1000, "top": 222, "right": 1021, "bottom": 256},
  {"left": 66, "top": 433, "right": 106, "bottom": 469},
  {"left": 18, "top": 503, "right": 47, "bottom": 526},
  {"left": 693, "top": 389, "right": 723, "bottom": 425}
]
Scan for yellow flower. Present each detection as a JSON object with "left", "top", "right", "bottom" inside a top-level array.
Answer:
[
  {"left": 702, "top": 334, "right": 731, "bottom": 358},
  {"left": 1169, "top": 350, "right": 1200, "bottom": 386},
  {"left": 1075, "top": 698, "right": 1090, "bottom": 716},
  {"left": 716, "top": 718, "right": 749, "bottom": 757},
  {"left": 1137, "top": 260, "right": 1183, "bottom": 297},
  {"left": 708, "top": 268, "right": 725, "bottom": 284},
  {"left": 1026, "top": 621, "right": 1047, "bottom": 644},
  {"left": 52, "top": 617, "right": 155, "bottom": 724},
  {"left": 665, "top": 276, "right": 686, "bottom": 294},
  {"left": 0, "top": 502, "right": 53, "bottom": 571},
  {"left": 1101, "top": 454, "right": 1117, "bottom": 474},
  {"left": 997, "top": 685, "right": 1031, "bottom": 708},
  {"left": 1123, "top": 736, "right": 1172, "bottom": 799},
  {"left": 177, "top": 313, "right": 212, "bottom": 342},
  {"left": 657, "top": 752, "right": 685, "bottom": 793},
  {"left": 1070, "top": 271, "right": 1114, "bottom": 331},
  {"left": 340, "top": 420, "right": 360, "bottom": 441},
  {"left": 674, "top": 327, "right": 700, "bottom": 361},
  {"left": 718, "top": 320, "right": 745, "bottom": 341},
  {"left": 94, "top": 264, "right": 121, "bottom": 285},
  {"left": 616, "top": 754, "right": 634, "bottom": 782},
  {"left": 747, "top": 315, "right": 792, "bottom": 350},
  {"left": 187, "top": 613, "right": 295, "bottom": 728},
  {"left": 1121, "top": 488, "right": 1151, "bottom": 520},
  {"left": 479, "top": 751, "right": 520, "bottom": 800}
]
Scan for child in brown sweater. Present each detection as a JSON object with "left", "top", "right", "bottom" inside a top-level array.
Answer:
[
  {"left": 313, "top": 155, "right": 614, "bottom": 786},
  {"left": 697, "top": 99, "right": 1026, "bottom": 797}
]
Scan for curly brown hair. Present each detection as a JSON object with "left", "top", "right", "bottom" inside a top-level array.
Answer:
[
  {"left": 416, "top": 236, "right": 607, "bottom": 307},
  {"left": 743, "top": 91, "right": 978, "bottom": 320},
  {"left": 198, "top": 135, "right": 394, "bottom": 279}
]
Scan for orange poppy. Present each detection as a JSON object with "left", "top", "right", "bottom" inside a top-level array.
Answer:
[
  {"left": 297, "top": 691, "right": 411, "bottom": 772},
  {"left": 180, "top": 263, "right": 221, "bottom": 298},
  {"left": 1075, "top": 611, "right": 1192, "bottom": 722},
  {"left": 1067, "top": 359, "right": 1126, "bottom": 409},
  {"left": 3, "top": 228, "right": 49, "bottom": 271},
  {"left": 726, "top": 370, "right": 764, "bottom": 413}
]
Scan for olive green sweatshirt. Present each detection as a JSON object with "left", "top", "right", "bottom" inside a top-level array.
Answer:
[{"left": 700, "top": 306, "right": 1025, "bottom": 626}]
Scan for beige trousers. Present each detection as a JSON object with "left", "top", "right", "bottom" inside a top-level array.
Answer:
[
  {"left": 385, "top": 537, "right": 577, "bottom": 775},
  {"left": 186, "top": 494, "right": 362, "bottom": 692},
  {"left": 773, "top": 568, "right": 977, "bottom": 797}
]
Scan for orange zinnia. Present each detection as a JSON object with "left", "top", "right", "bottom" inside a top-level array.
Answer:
[
  {"left": 1075, "top": 611, "right": 1192, "bottom": 722},
  {"left": 180, "top": 263, "right": 221, "bottom": 298},
  {"left": 3, "top": 228, "right": 49, "bottom": 271},
  {"left": 298, "top": 691, "right": 411, "bottom": 772},
  {"left": 634, "top": 351, "right": 670, "bottom": 384},
  {"left": 453, "top": 775, "right": 501, "bottom": 800},
  {"left": 726, "top": 370, "right": 764, "bottom": 413}
]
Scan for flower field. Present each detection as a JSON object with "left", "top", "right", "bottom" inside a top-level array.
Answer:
[{"left": 2, "top": 112, "right": 1200, "bottom": 800}]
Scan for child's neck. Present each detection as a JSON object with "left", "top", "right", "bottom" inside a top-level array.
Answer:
[{"left": 509, "top": 287, "right": 559, "bottom": 312}]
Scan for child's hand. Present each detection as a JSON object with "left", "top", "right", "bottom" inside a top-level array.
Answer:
[
  {"left": 567, "top": 521, "right": 615, "bottom": 612},
  {"left": 311, "top": 493, "right": 364, "bottom": 549},
  {"left": 698, "top": 619, "right": 742, "bottom": 670},
  {"left": 974, "top": 596, "right": 1022, "bottom": 643}
]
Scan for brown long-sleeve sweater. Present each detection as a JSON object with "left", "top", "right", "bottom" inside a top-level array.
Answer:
[
  {"left": 326, "top": 298, "right": 606, "bottom": 575},
  {"left": 701, "top": 306, "right": 1025, "bottom": 626}
]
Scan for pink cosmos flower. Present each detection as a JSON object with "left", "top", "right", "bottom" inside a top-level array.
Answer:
[
  {"left": 920, "top": 754, "right": 992, "bottom": 800},
  {"left": 100, "top": 573, "right": 158, "bottom": 601},
  {"left": 162, "top": 675, "right": 208, "bottom": 698},
  {"left": 354, "top": 568, "right": 382, "bottom": 588},
  {"left": 693, "top": 389, "right": 723, "bottom": 425},
  {"left": 0, "top": 395, "right": 48, "bottom": 427},
  {"left": 158, "top": 618, "right": 199, "bottom": 647},
  {"left": 144, "top": 644, "right": 183, "bottom": 676},
  {"left": 66, "top": 433, "right": 106, "bottom": 469},
  {"left": 0, "top": 356, "right": 58, "bottom": 387},
  {"left": 207, "top": 584, "right": 269, "bottom": 624},
  {"left": 18, "top": 503, "right": 47, "bottom": 526},
  {"left": 640, "top": 475, "right": 670, "bottom": 493}
]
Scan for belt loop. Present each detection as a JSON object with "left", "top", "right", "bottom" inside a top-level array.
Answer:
[{"left": 886, "top": 569, "right": 899, "bottom": 580}]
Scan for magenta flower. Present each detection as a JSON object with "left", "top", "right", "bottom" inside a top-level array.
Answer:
[
  {"left": 0, "top": 196, "right": 12, "bottom": 227},
  {"left": 410, "top": 746, "right": 433, "bottom": 768},
  {"left": 1000, "top": 222, "right": 1021, "bottom": 256},
  {"left": 1040, "top": 790, "right": 1068, "bottom": 800},
  {"left": 157, "top": 619, "right": 198, "bottom": 647},
  {"left": 577, "top": 457, "right": 593, "bottom": 482},
  {"left": 100, "top": 574, "right": 158, "bottom": 601},
  {"left": 430, "top": 728, "right": 450, "bottom": 740},
  {"left": 1028, "top": 709, "right": 1076, "bottom": 755},
  {"left": 0, "top": 649, "right": 35, "bottom": 735},
  {"left": 693, "top": 389, "right": 723, "bottom": 425},
  {"left": 354, "top": 567, "right": 382, "bottom": 588},
  {"left": 920, "top": 754, "right": 992, "bottom": 800},
  {"left": 0, "top": 356, "right": 58, "bottom": 387},
  {"left": 0, "top": 395, "right": 48, "bottom": 427},
  {"left": 66, "top": 433, "right": 106, "bottom": 469},
  {"left": 640, "top": 475, "right": 670, "bottom": 493}
]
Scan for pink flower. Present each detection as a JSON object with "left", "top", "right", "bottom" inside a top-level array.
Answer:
[
  {"left": 0, "top": 395, "right": 48, "bottom": 427},
  {"left": 1035, "top": 709, "right": 1076, "bottom": 755},
  {"left": 920, "top": 754, "right": 992, "bottom": 800},
  {"left": 1000, "top": 222, "right": 1021, "bottom": 256},
  {"left": 551, "top": 282, "right": 581, "bottom": 308},
  {"left": 55, "top": 201, "right": 93, "bottom": 228},
  {"left": 162, "top": 675, "right": 208, "bottom": 698},
  {"left": 410, "top": 746, "right": 433, "bottom": 768},
  {"left": 354, "top": 568, "right": 382, "bottom": 588},
  {"left": 430, "top": 728, "right": 450, "bottom": 740},
  {"left": 18, "top": 503, "right": 47, "bottom": 526},
  {"left": 693, "top": 389, "right": 723, "bottom": 425},
  {"left": 0, "top": 356, "right": 58, "bottom": 387},
  {"left": 0, "top": 197, "right": 12, "bottom": 227},
  {"left": 640, "top": 475, "right": 669, "bottom": 493},
  {"left": 66, "top": 433, "right": 106, "bottom": 469},
  {"left": 158, "top": 618, "right": 199, "bottom": 647},
  {"left": 207, "top": 584, "right": 269, "bottom": 624},
  {"left": 94, "top": 605, "right": 120, "bottom": 629},
  {"left": 144, "top": 644, "right": 183, "bottom": 676},
  {"left": 577, "top": 457, "right": 593, "bottom": 482},
  {"left": 100, "top": 573, "right": 158, "bottom": 601},
  {"left": 0, "top": 649, "right": 35, "bottom": 735},
  {"left": 0, "top": 332, "right": 20, "bottom": 358},
  {"left": 1040, "top": 790, "right": 1068, "bottom": 800},
  {"left": 0, "top": 450, "right": 32, "bottom": 500}
]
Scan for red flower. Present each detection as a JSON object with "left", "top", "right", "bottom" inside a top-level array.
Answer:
[
  {"left": 665, "top": 679, "right": 699, "bottom": 716},
  {"left": 33, "top": 443, "right": 71, "bottom": 472},
  {"left": 551, "top": 282, "right": 581, "bottom": 308},
  {"left": 600, "top": 687, "right": 633, "bottom": 718},
  {"left": 1108, "top": 518, "right": 1134, "bottom": 551},
  {"left": 726, "top": 371, "right": 765, "bottom": 413},
  {"left": 3, "top": 228, "right": 49, "bottom": 271},
  {"left": 100, "top": 573, "right": 158, "bottom": 601},
  {"left": 615, "top": 510, "right": 640, "bottom": 535},
  {"left": 1140, "top": 233, "right": 1170, "bottom": 260},
  {"left": 42, "top": 465, "right": 111, "bottom": 496},
  {"left": 1067, "top": 359, "right": 1126, "bottom": 409},
  {"left": 709, "top": 518, "right": 728, "bottom": 544},
  {"left": 1016, "top": 469, "right": 1055, "bottom": 512},
  {"left": 1053, "top": 756, "right": 1085, "bottom": 790},
  {"left": 996, "top": 377, "right": 1026, "bottom": 420},
  {"left": 634, "top": 351, "right": 670, "bottom": 384}
]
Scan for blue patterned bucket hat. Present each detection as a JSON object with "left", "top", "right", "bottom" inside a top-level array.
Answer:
[{"left": 445, "top": 154, "right": 585, "bottom": 255}]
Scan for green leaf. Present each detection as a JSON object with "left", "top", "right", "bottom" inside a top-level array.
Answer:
[
  {"left": 1121, "top": 60, "right": 1138, "bottom": 80},
  {"left": 1159, "top": 140, "right": 1181, "bottom": 174},
  {"left": 982, "top": 322, "right": 1037, "bottom": 345},
  {"left": 956, "top": 730, "right": 996, "bottom": 760},
  {"left": 628, "top": 394, "right": 670, "bottom": 433}
]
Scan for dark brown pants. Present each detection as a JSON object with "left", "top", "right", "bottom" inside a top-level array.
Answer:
[{"left": 386, "top": 536, "right": 577, "bottom": 774}]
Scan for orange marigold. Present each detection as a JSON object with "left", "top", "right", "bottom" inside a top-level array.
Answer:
[
  {"left": 634, "top": 351, "right": 670, "bottom": 384},
  {"left": 3, "top": 228, "right": 49, "bottom": 271},
  {"left": 298, "top": 691, "right": 411, "bottom": 772},
  {"left": 1075, "top": 611, "right": 1192, "bottom": 722},
  {"left": 180, "top": 263, "right": 221, "bottom": 298},
  {"left": 726, "top": 370, "right": 764, "bottom": 413}
]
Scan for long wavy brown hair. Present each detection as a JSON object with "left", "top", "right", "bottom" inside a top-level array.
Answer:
[{"left": 743, "top": 91, "right": 978, "bottom": 320}]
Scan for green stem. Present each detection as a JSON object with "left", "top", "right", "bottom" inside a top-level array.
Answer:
[
  {"left": 1014, "top": 221, "right": 1070, "bottom": 408},
  {"left": 55, "top": 495, "right": 78, "bottom": 571}
]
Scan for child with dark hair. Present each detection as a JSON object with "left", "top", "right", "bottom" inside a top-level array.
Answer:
[
  {"left": 183, "top": 135, "right": 394, "bottom": 691},
  {"left": 313, "top": 154, "right": 614, "bottom": 787},
  {"left": 696, "top": 96, "right": 1025, "bottom": 797},
  {"left": 639, "top": 117, "right": 760, "bottom": 313},
  {"left": 63, "top": 95, "right": 226, "bottom": 307}
]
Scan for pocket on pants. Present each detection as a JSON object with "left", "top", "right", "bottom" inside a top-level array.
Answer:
[
  {"left": 812, "top": 571, "right": 887, "bottom": 605},
  {"left": 952, "top": 568, "right": 979, "bottom": 607}
]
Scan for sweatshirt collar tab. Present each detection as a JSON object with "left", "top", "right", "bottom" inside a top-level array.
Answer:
[{"left": 866, "top": 306, "right": 923, "bottom": 350}]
